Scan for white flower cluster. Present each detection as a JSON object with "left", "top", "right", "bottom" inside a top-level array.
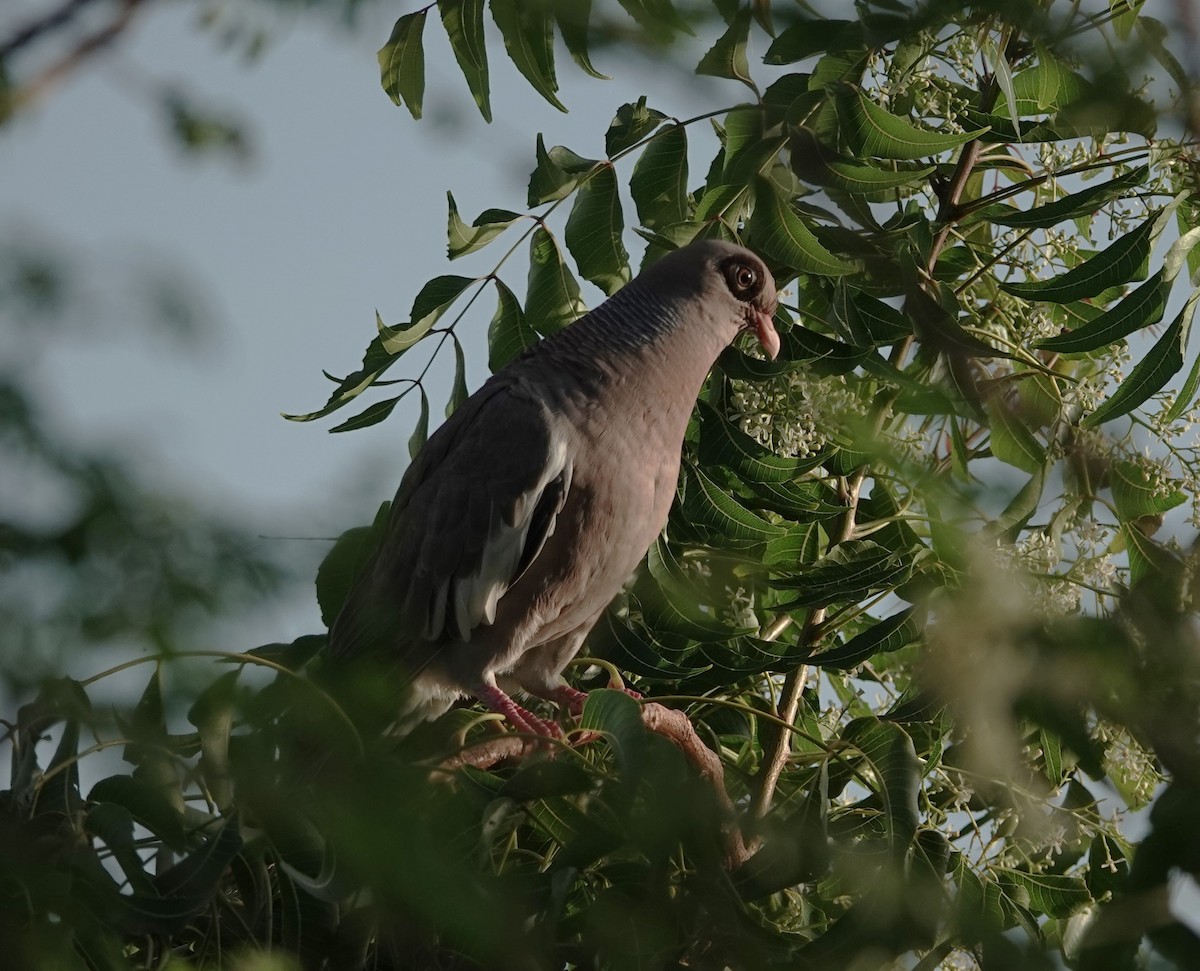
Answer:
[
  {"left": 730, "top": 373, "right": 866, "bottom": 459},
  {"left": 1097, "top": 723, "right": 1159, "bottom": 807}
]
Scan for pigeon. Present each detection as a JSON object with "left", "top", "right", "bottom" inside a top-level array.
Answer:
[{"left": 328, "top": 239, "right": 779, "bottom": 737}]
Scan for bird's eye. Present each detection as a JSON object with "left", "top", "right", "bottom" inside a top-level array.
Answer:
[{"left": 729, "top": 263, "right": 758, "bottom": 296}]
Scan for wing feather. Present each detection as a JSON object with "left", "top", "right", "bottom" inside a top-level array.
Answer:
[{"left": 329, "top": 378, "right": 571, "bottom": 661}]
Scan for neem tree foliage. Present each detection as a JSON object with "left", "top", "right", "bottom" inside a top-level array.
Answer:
[{"left": 5, "top": 1, "right": 1200, "bottom": 969}]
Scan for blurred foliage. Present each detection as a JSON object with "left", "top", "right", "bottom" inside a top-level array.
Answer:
[{"left": 6, "top": 0, "right": 1200, "bottom": 969}]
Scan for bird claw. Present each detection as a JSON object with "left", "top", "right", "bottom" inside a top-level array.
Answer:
[{"left": 478, "top": 684, "right": 562, "bottom": 740}]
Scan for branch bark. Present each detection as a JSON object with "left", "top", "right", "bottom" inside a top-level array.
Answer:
[{"left": 438, "top": 701, "right": 755, "bottom": 869}]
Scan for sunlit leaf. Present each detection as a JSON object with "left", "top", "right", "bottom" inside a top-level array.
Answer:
[
  {"left": 439, "top": 0, "right": 491, "bottom": 121},
  {"left": 696, "top": 7, "right": 753, "bottom": 89},
  {"left": 682, "top": 464, "right": 786, "bottom": 542},
  {"left": 446, "top": 192, "right": 522, "bottom": 259},
  {"left": 750, "top": 177, "right": 857, "bottom": 276},
  {"left": 488, "top": 278, "right": 537, "bottom": 370},
  {"left": 491, "top": 0, "right": 566, "bottom": 111},
  {"left": 1034, "top": 271, "right": 1166, "bottom": 353},
  {"left": 1003, "top": 210, "right": 1161, "bottom": 304},
  {"left": 553, "top": 0, "right": 609, "bottom": 79},
  {"left": 526, "top": 227, "right": 587, "bottom": 335},
  {"left": 630, "top": 124, "right": 689, "bottom": 229},
  {"left": 1110, "top": 460, "right": 1186, "bottom": 522},
  {"left": 978, "top": 166, "right": 1148, "bottom": 228},
  {"left": 565, "top": 164, "right": 630, "bottom": 295},
  {"left": 446, "top": 338, "right": 469, "bottom": 416},
  {"left": 985, "top": 396, "right": 1046, "bottom": 474},
  {"left": 378, "top": 10, "right": 427, "bottom": 119},
  {"left": 1083, "top": 290, "right": 1199, "bottom": 427},
  {"left": 836, "top": 82, "right": 988, "bottom": 159},
  {"left": 806, "top": 608, "right": 923, "bottom": 670}
]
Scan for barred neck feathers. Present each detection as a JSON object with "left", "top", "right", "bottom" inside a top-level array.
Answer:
[{"left": 548, "top": 286, "right": 681, "bottom": 361}]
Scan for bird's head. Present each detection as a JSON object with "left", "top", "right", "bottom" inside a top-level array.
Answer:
[
  {"left": 716, "top": 247, "right": 780, "bottom": 361},
  {"left": 649, "top": 240, "right": 780, "bottom": 360}
]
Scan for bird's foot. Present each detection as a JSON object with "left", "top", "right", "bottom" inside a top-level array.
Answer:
[
  {"left": 478, "top": 684, "right": 562, "bottom": 739},
  {"left": 549, "top": 683, "right": 643, "bottom": 717}
]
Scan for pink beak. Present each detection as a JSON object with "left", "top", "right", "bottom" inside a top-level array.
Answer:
[{"left": 752, "top": 308, "right": 781, "bottom": 360}]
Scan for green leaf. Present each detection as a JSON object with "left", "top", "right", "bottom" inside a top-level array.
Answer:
[
  {"left": 806, "top": 608, "right": 923, "bottom": 670},
  {"left": 1083, "top": 290, "right": 1199, "bottom": 427},
  {"left": 843, "top": 719, "right": 920, "bottom": 852},
  {"left": 765, "top": 18, "right": 863, "bottom": 64},
  {"left": 409, "top": 386, "right": 430, "bottom": 459},
  {"left": 565, "top": 164, "right": 630, "bottom": 296},
  {"left": 615, "top": 0, "right": 693, "bottom": 38},
  {"left": 696, "top": 6, "right": 753, "bottom": 88},
  {"left": 750, "top": 177, "right": 857, "bottom": 276},
  {"left": 1121, "top": 523, "right": 1182, "bottom": 585},
  {"left": 841, "top": 287, "right": 912, "bottom": 345},
  {"left": 527, "top": 134, "right": 598, "bottom": 206},
  {"left": 488, "top": 278, "right": 537, "bottom": 370},
  {"left": 682, "top": 464, "right": 786, "bottom": 542},
  {"left": 978, "top": 166, "right": 1148, "bottom": 228},
  {"left": 379, "top": 275, "right": 476, "bottom": 354},
  {"left": 1034, "top": 271, "right": 1166, "bottom": 353},
  {"left": 790, "top": 127, "right": 936, "bottom": 197},
  {"left": 994, "top": 869, "right": 1093, "bottom": 920},
  {"left": 1003, "top": 211, "right": 1161, "bottom": 304},
  {"left": 136, "top": 817, "right": 244, "bottom": 933},
  {"left": 836, "top": 83, "right": 988, "bottom": 160},
  {"left": 553, "top": 0, "right": 609, "bottom": 79},
  {"left": 581, "top": 689, "right": 648, "bottom": 778},
  {"left": 1110, "top": 460, "right": 1186, "bottom": 522},
  {"left": 785, "top": 324, "right": 873, "bottom": 374},
  {"left": 606, "top": 97, "right": 666, "bottom": 156},
  {"left": 439, "top": 0, "right": 491, "bottom": 122},
  {"left": 990, "top": 467, "right": 1047, "bottom": 540},
  {"left": 86, "top": 802, "right": 155, "bottom": 893},
  {"left": 985, "top": 397, "right": 1046, "bottom": 473},
  {"left": 763, "top": 523, "right": 823, "bottom": 568},
  {"left": 188, "top": 671, "right": 238, "bottom": 812},
  {"left": 446, "top": 339, "right": 469, "bottom": 416},
  {"left": 315, "top": 502, "right": 389, "bottom": 626},
  {"left": 89, "top": 775, "right": 189, "bottom": 850},
  {"left": 696, "top": 401, "right": 808, "bottom": 483},
  {"left": 630, "top": 124, "right": 689, "bottom": 229},
  {"left": 328, "top": 394, "right": 405, "bottom": 433},
  {"left": 378, "top": 10, "right": 427, "bottom": 119},
  {"left": 283, "top": 335, "right": 395, "bottom": 422},
  {"left": 490, "top": 0, "right": 566, "bottom": 111},
  {"left": 446, "top": 193, "right": 522, "bottom": 259},
  {"left": 526, "top": 227, "right": 587, "bottom": 335},
  {"left": 773, "top": 541, "right": 913, "bottom": 608},
  {"left": 1165, "top": 348, "right": 1200, "bottom": 421}
]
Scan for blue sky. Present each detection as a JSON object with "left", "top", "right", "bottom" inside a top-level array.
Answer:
[{"left": 2, "top": 1, "right": 726, "bottom": 646}]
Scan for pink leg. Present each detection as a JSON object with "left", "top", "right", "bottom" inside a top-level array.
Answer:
[
  {"left": 478, "top": 684, "right": 562, "bottom": 738},
  {"left": 547, "top": 683, "right": 643, "bottom": 718}
]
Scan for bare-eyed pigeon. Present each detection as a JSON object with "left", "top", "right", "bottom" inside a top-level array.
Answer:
[{"left": 328, "top": 239, "right": 779, "bottom": 737}]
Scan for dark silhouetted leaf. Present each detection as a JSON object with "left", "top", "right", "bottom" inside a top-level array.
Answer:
[{"left": 606, "top": 97, "right": 666, "bottom": 156}]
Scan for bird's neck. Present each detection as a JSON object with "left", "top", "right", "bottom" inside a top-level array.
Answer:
[{"left": 528, "top": 292, "right": 737, "bottom": 415}]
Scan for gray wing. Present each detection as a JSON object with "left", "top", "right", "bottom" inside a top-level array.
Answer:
[{"left": 329, "top": 378, "right": 572, "bottom": 662}]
